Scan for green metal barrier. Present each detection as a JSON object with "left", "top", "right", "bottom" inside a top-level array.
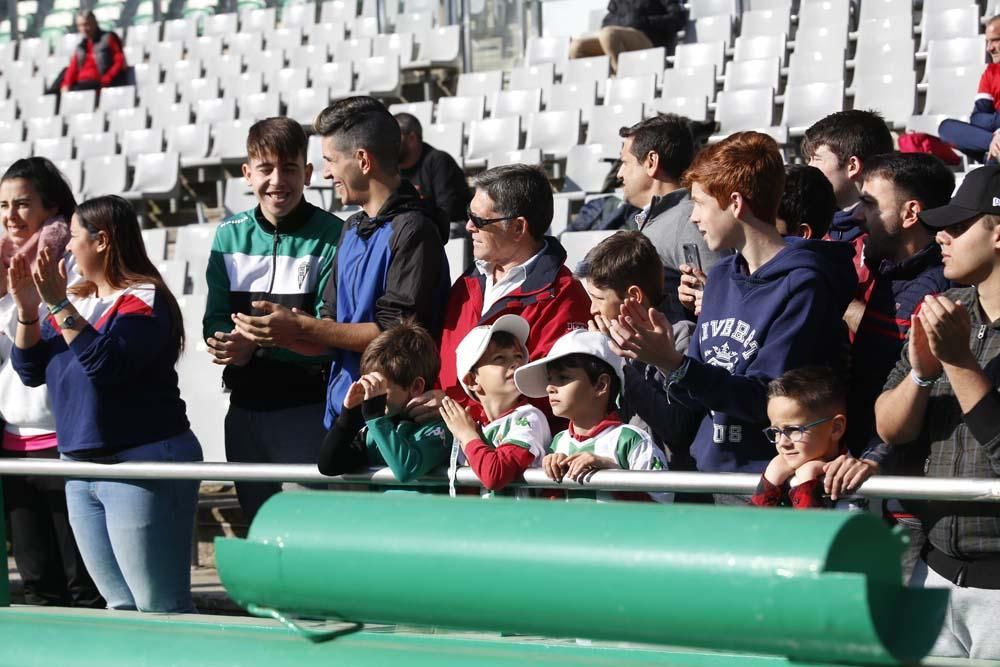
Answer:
[{"left": 216, "top": 492, "right": 947, "bottom": 665}]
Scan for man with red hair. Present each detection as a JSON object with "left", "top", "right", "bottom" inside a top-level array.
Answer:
[{"left": 608, "top": 132, "right": 858, "bottom": 502}]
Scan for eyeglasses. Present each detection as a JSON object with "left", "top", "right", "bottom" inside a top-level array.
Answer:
[
  {"left": 467, "top": 207, "right": 525, "bottom": 229},
  {"left": 762, "top": 416, "right": 835, "bottom": 444}
]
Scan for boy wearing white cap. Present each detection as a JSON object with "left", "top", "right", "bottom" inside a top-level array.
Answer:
[
  {"left": 439, "top": 315, "right": 551, "bottom": 497},
  {"left": 514, "top": 329, "right": 671, "bottom": 503}
]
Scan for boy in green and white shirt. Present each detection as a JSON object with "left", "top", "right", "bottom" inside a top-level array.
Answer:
[
  {"left": 440, "top": 315, "right": 549, "bottom": 497},
  {"left": 514, "top": 329, "right": 671, "bottom": 503}
]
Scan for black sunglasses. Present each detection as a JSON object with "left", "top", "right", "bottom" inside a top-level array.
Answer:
[{"left": 467, "top": 206, "right": 526, "bottom": 229}]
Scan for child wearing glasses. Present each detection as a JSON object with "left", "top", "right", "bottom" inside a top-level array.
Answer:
[{"left": 751, "top": 366, "right": 848, "bottom": 509}]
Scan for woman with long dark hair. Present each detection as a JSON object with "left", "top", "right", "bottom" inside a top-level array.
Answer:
[
  {"left": 0, "top": 157, "right": 102, "bottom": 608},
  {"left": 8, "top": 195, "right": 201, "bottom": 613}
]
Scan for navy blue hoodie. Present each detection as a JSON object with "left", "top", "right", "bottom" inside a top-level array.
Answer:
[
  {"left": 827, "top": 205, "right": 864, "bottom": 243},
  {"left": 668, "top": 237, "right": 857, "bottom": 473}
]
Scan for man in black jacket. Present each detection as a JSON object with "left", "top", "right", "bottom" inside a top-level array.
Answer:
[
  {"left": 396, "top": 113, "right": 470, "bottom": 223},
  {"left": 568, "top": 0, "right": 686, "bottom": 72}
]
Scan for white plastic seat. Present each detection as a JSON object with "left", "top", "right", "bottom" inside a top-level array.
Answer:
[
  {"left": 20, "top": 94, "right": 57, "bottom": 118},
  {"left": 268, "top": 67, "right": 309, "bottom": 102},
  {"left": 486, "top": 148, "right": 542, "bottom": 169},
  {"left": 163, "top": 17, "right": 198, "bottom": 43},
  {"left": 131, "top": 63, "right": 161, "bottom": 88},
  {"left": 562, "top": 55, "right": 610, "bottom": 89},
  {"left": 306, "top": 21, "right": 347, "bottom": 48},
  {"left": 525, "top": 35, "right": 569, "bottom": 70},
  {"left": 855, "top": 17, "right": 913, "bottom": 47},
  {"left": 394, "top": 11, "right": 433, "bottom": 34},
  {"left": 444, "top": 237, "right": 467, "bottom": 285},
  {"left": 466, "top": 116, "right": 520, "bottom": 166},
  {"left": 733, "top": 34, "right": 786, "bottom": 64},
  {"left": 389, "top": 101, "right": 433, "bottom": 130},
  {"left": 548, "top": 81, "right": 598, "bottom": 123},
  {"left": 859, "top": 0, "right": 912, "bottom": 21},
  {"left": 122, "top": 152, "right": 181, "bottom": 201},
  {"left": 662, "top": 65, "right": 716, "bottom": 101},
  {"left": 740, "top": 8, "right": 790, "bottom": 37},
  {"left": 852, "top": 71, "right": 916, "bottom": 128},
  {"left": 67, "top": 111, "right": 106, "bottom": 137},
  {"left": 604, "top": 74, "right": 656, "bottom": 107},
  {"left": 373, "top": 32, "right": 415, "bottom": 66},
  {"left": 508, "top": 63, "right": 555, "bottom": 105},
  {"left": 239, "top": 93, "right": 281, "bottom": 122},
  {"left": 150, "top": 102, "right": 192, "bottom": 130},
  {"left": 287, "top": 87, "right": 331, "bottom": 126},
  {"left": 920, "top": 66, "right": 982, "bottom": 117},
  {"left": 688, "top": 0, "right": 737, "bottom": 19},
  {"left": 852, "top": 39, "right": 915, "bottom": 77},
  {"left": 242, "top": 7, "right": 278, "bottom": 33},
  {"left": 108, "top": 107, "right": 149, "bottom": 136},
  {"left": 75, "top": 132, "right": 117, "bottom": 159},
  {"left": 437, "top": 95, "right": 485, "bottom": 124},
  {"left": 786, "top": 48, "right": 846, "bottom": 85},
  {"left": 164, "top": 59, "right": 204, "bottom": 83},
  {"left": 229, "top": 32, "right": 265, "bottom": 57},
  {"left": 59, "top": 89, "right": 95, "bottom": 116},
  {"left": 616, "top": 47, "right": 665, "bottom": 85},
  {"left": 196, "top": 98, "right": 237, "bottom": 125},
  {"left": 149, "top": 40, "right": 184, "bottom": 67},
  {"left": 782, "top": 80, "right": 844, "bottom": 135},
  {"left": 457, "top": 70, "right": 504, "bottom": 101},
  {"left": 19, "top": 37, "right": 51, "bottom": 63},
  {"left": 685, "top": 15, "right": 732, "bottom": 45},
  {"left": 33, "top": 137, "right": 72, "bottom": 161},
  {"left": 268, "top": 26, "right": 303, "bottom": 52},
  {"left": 282, "top": 3, "right": 316, "bottom": 28},
  {"left": 26, "top": 117, "right": 63, "bottom": 142},
  {"left": 792, "top": 26, "right": 848, "bottom": 55},
  {"left": 491, "top": 89, "right": 541, "bottom": 119},
  {"left": 141, "top": 228, "right": 168, "bottom": 262},
  {"left": 210, "top": 121, "right": 251, "bottom": 161},
  {"left": 711, "top": 88, "right": 779, "bottom": 141},
  {"left": 351, "top": 16, "right": 379, "bottom": 38},
  {"left": 54, "top": 158, "right": 82, "bottom": 196},
  {"left": 223, "top": 177, "right": 257, "bottom": 216},
  {"left": 167, "top": 124, "right": 213, "bottom": 166},
  {"left": 181, "top": 78, "right": 221, "bottom": 104},
  {"left": 410, "top": 25, "right": 461, "bottom": 66},
  {"left": 141, "top": 82, "right": 178, "bottom": 110},
  {"left": 333, "top": 37, "right": 371, "bottom": 63},
  {"left": 924, "top": 37, "right": 987, "bottom": 78},
  {"left": 222, "top": 73, "right": 264, "bottom": 98},
  {"left": 82, "top": 155, "right": 128, "bottom": 197},
  {"left": 525, "top": 109, "right": 581, "bottom": 159},
  {"left": 674, "top": 41, "right": 726, "bottom": 72},
  {"left": 424, "top": 122, "right": 464, "bottom": 166},
  {"left": 727, "top": 54, "right": 782, "bottom": 93},
  {"left": 287, "top": 44, "right": 330, "bottom": 71},
  {"left": 121, "top": 128, "right": 164, "bottom": 161},
  {"left": 174, "top": 224, "right": 219, "bottom": 295},
  {"left": 920, "top": 6, "right": 981, "bottom": 51},
  {"left": 649, "top": 95, "right": 709, "bottom": 122},
  {"left": 798, "top": 1, "right": 850, "bottom": 34},
  {"left": 205, "top": 53, "right": 244, "bottom": 81},
  {"left": 0, "top": 141, "right": 31, "bottom": 164},
  {"left": 203, "top": 12, "right": 238, "bottom": 38},
  {"left": 190, "top": 35, "right": 224, "bottom": 61},
  {"left": 310, "top": 62, "right": 354, "bottom": 97},
  {"left": 562, "top": 231, "right": 617, "bottom": 273},
  {"left": 586, "top": 104, "right": 643, "bottom": 146},
  {"left": 320, "top": 0, "right": 356, "bottom": 24},
  {"left": 355, "top": 55, "right": 401, "bottom": 98},
  {"left": 98, "top": 86, "right": 137, "bottom": 113}
]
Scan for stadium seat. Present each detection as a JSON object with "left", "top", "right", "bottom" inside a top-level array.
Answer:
[
  {"left": 586, "top": 104, "right": 642, "bottom": 146},
  {"left": 662, "top": 64, "right": 716, "bottom": 101},
  {"left": 181, "top": 77, "right": 222, "bottom": 104},
  {"left": 149, "top": 40, "right": 184, "bottom": 67},
  {"left": 222, "top": 71, "right": 266, "bottom": 98},
  {"left": 99, "top": 86, "right": 137, "bottom": 113},
  {"left": 268, "top": 67, "right": 309, "bottom": 103},
  {"left": 918, "top": 65, "right": 981, "bottom": 117},
  {"left": 0, "top": 101, "right": 14, "bottom": 123},
  {"left": 797, "top": 1, "right": 850, "bottom": 34},
  {"left": 648, "top": 95, "right": 709, "bottom": 122},
  {"left": 210, "top": 121, "right": 251, "bottom": 161},
  {"left": 851, "top": 39, "right": 915, "bottom": 78},
  {"left": 685, "top": 15, "right": 732, "bottom": 46},
  {"left": 740, "top": 8, "right": 790, "bottom": 37},
  {"left": 242, "top": 7, "right": 278, "bottom": 33},
  {"left": 223, "top": 177, "right": 257, "bottom": 216},
  {"left": 855, "top": 17, "right": 914, "bottom": 47},
  {"left": 389, "top": 101, "right": 434, "bottom": 129},
  {"left": 924, "top": 37, "right": 988, "bottom": 77},
  {"left": 33, "top": 137, "right": 72, "bottom": 161},
  {"left": 410, "top": 25, "right": 461, "bottom": 67},
  {"left": 492, "top": 88, "right": 541, "bottom": 119},
  {"left": 306, "top": 20, "right": 348, "bottom": 48},
  {"left": 163, "top": 17, "right": 198, "bottom": 43},
  {"left": 121, "top": 152, "right": 181, "bottom": 204},
  {"left": 549, "top": 195, "right": 570, "bottom": 237},
  {"left": 202, "top": 12, "right": 238, "bottom": 38},
  {"left": 723, "top": 57, "right": 780, "bottom": 92},
  {"left": 164, "top": 59, "right": 204, "bottom": 83},
  {"left": 204, "top": 53, "right": 244, "bottom": 81},
  {"left": 373, "top": 32, "right": 415, "bottom": 66},
  {"left": 355, "top": 55, "right": 402, "bottom": 98},
  {"left": 437, "top": 95, "right": 486, "bottom": 124},
  {"left": 191, "top": 35, "right": 224, "bottom": 61},
  {"left": 20, "top": 94, "right": 57, "bottom": 118},
  {"left": 394, "top": 11, "right": 433, "bottom": 34},
  {"left": 141, "top": 227, "right": 168, "bottom": 262},
  {"left": 852, "top": 70, "right": 916, "bottom": 128},
  {"left": 561, "top": 143, "right": 615, "bottom": 198},
  {"left": 268, "top": 26, "right": 303, "bottom": 52},
  {"left": 424, "top": 121, "right": 464, "bottom": 166},
  {"left": 782, "top": 80, "right": 845, "bottom": 136},
  {"left": 351, "top": 15, "right": 380, "bottom": 38},
  {"left": 26, "top": 117, "right": 63, "bottom": 142},
  {"left": 196, "top": 97, "right": 237, "bottom": 125},
  {"left": 548, "top": 81, "right": 598, "bottom": 123},
  {"left": 525, "top": 35, "right": 569, "bottom": 70},
  {"left": 525, "top": 109, "right": 581, "bottom": 159},
  {"left": 486, "top": 148, "right": 542, "bottom": 169},
  {"left": 859, "top": 0, "right": 912, "bottom": 22},
  {"left": 674, "top": 41, "right": 726, "bottom": 72},
  {"left": 732, "top": 34, "right": 786, "bottom": 64},
  {"left": 0, "top": 141, "right": 31, "bottom": 164},
  {"left": 122, "top": 128, "right": 164, "bottom": 162},
  {"left": 561, "top": 230, "right": 616, "bottom": 274},
  {"left": 131, "top": 63, "right": 161, "bottom": 88},
  {"left": 687, "top": 0, "right": 737, "bottom": 20},
  {"left": 508, "top": 63, "right": 555, "bottom": 105},
  {"left": 282, "top": 3, "right": 317, "bottom": 28},
  {"left": 150, "top": 102, "right": 192, "bottom": 130},
  {"left": 320, "top": 0, "right": 356, "bottom": 24},
  {"left": 19, "top": 37, "right": 51, "bottom": 63},
  {"left": 604, "top": 74, "right": 656, "bottom": 107},
  {"left": 562, "top": 55, "right": 610, "bottom": 89},
  {"left": 287, "top": 44, "right": 330, "bottom": 71},
  {"left": 919, "top": 6, "right": 981, "bottom": 51},
  {"left": 55, "top": 158, "right": 82, "bottom": 197},
  {"left": 333, "top": 37, "right": 372, "bottom": 63},
  {"left": 82, "top": 154, "right": 128, "bottom": 198},
  {"left": 174, "top": 224, "right": 218, "bottom": 295},
  {"left": 444, "top": 237, "right": 467, "bottom": 285},
  {"left": 230, "top": 32, "right": 266, "bottom": 57},
  {"left": 310, "top": 62, "right": 354, "bottom": 98},
  {"left": 76, "top": 132, "right": 117, "bottom": 159},
  {"left": 786, "top": 48, "right": 846, "bottom": 85},
  {"left": 711, "top": 88, "right": 776, "bottom": 139},
  {"left": 616, "top": 47, "right": 665, "bottom": 85},
  {"left": 457, "top": 70, "right": 504, "bottom": 102},
  {"left": 239, "top": 92, "right": 281, "bottom": 122},
  {"left": 59, "top": 89, "right": 96, "bottom": 117},
  {"left": 466, "top": 116, "right": 520, "bottom": 167},
  {"left": 68, "top": 111, "right": 106, "bottom": 137},
  {"left": 287, "top": 87, "right": 331, "bottom": 126}
]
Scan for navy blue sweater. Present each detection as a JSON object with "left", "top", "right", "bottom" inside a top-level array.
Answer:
[
  {"left": 12, "top": 285, "right": 190, "bottom": 456},
  {"left": 669, "top": 237, "right": 857, "bottom": 473}
]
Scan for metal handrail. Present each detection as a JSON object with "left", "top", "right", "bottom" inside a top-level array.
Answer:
[{"left": 0, "top": 459, "right": 998, "bottom": 502}]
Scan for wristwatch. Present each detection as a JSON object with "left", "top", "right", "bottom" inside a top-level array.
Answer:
[{"left": 60, "top": 314, "right": 78, "bottom": 330}]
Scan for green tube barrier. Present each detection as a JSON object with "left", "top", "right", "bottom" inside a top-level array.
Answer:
[
  {"left": 0, "top": 606, "right": 850, "bottom": 667},
  {"left": 215, "top": 492, "right": 947, "bottom": 665}
]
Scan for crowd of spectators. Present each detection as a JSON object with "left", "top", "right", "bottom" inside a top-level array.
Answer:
[{"left": 1, "top": 52, "right": 1000, "bottom": 657}]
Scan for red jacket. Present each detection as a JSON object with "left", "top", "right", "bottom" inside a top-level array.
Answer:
[{"left": 438, "top": 238, "right": 591, "bottom": 418}]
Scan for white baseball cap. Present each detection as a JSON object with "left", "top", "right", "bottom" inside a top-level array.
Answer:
[
  {"left": 513, "top": 329, "right": 625, "bottom": 398},
  {"left": 455, "top": 314, "right": 531, "bottom": 398}
]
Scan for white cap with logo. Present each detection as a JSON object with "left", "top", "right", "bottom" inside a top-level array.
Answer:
[
  {"left": 454, "top": 314, "right": 531, "bottom": 398},
  {"left": 513, "top": 329, "right": 625, "bottom": 398}
]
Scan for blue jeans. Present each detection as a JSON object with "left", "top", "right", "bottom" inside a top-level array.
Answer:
[{"left": 63, "top": 430, "right": 202, "bottom": 612}]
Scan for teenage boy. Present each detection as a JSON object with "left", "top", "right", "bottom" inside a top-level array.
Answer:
[
  {"left": 801, "top": 110, "right": 894, "bottom": 248},
  {"left": 515, "top": 329, "right": 670, "bottom": 503},
  {"left": 204, "top": 117, "right": 344, "bottom": 520},
  {"left": 317, "top": 321, "right": 450, "bottom": 485},
  {"left": 875, "top": 165, "right": 1000, "bottom": 660},
  {"left": 607, "top": 132, "right": 857, "bottom": 502},
  {"left": 752, "top": 367, "right": 848, "bottom": 509},
  {"left": 616, "top": 114, "right": 723, "bottom": 322},
  {"left": 578, "top": 231, "right": 700, "bottom": 470},
  {"left": 439, "top": 314, "right": 550, "bottom": 496},
  {"left": 229, "top": 97, "right": 451, "bottom": 429}
]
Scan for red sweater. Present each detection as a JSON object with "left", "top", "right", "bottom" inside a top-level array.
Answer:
[
  {"left": 437, "top": 239, "right": 591, "bottom": 423},
  {"left": 62, "top": 33, "right": 125, "bottom": 89}
]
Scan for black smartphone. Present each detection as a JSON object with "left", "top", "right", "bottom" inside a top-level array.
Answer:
[{"left": 682, "top": 243, "right": 702, "bottom": 272}]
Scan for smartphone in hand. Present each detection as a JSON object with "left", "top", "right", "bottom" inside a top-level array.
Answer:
[{"left": 682, "top": 243, "right": 702, "bottom": 273}]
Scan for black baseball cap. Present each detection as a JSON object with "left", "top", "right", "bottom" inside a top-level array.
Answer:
[{"left": 919, "top": 165, "right": 1000, "bottom": 229}]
